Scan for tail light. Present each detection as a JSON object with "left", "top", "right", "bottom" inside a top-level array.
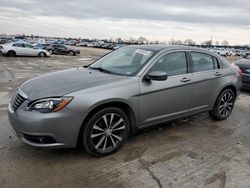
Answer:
[{"left": 238, "top": 68, "right": 243, "bottom": 77}]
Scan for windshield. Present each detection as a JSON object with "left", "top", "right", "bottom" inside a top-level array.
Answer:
[{"left": 90, "top": 47, "right": 155, "bottom": 76}]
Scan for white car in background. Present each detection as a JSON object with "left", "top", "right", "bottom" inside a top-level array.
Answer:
[
  {"left": 0, "top": 42, "right": 50, "bottom": 57},
  {"left": 210, "top": 48, "right": 229, "bottom": 56}
]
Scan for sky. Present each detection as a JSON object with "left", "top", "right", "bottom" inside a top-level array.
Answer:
[{"left": 0, "top": 0, "right": 250, "bottom": 45}]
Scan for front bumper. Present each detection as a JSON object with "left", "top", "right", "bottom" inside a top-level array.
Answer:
[
  {"left": 44, "top": 51, "right": 51, "bottom": 57},
  {"left": 8, "top": 103, "right": 85, "bottom": 148}
]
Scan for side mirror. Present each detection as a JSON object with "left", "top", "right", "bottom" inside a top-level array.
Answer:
[{"left": 145, "top": 71, "right": 168, "bottom": 81}]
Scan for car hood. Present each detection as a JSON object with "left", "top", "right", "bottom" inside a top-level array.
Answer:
[
  {"left": 20, "top": 68, "right": 127, "bottom": 101},
  {"left": 235, "top": 59, "right": 250, "bottom": 68}
]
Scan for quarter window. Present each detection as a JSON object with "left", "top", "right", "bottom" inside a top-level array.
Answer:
[
  {"left": 213, "top": 57, "right": 220, "bottom": 69},
  {"left": 191, "top": 52, "right": 220, "bottom": 72},
  {"left": 150, "top": 52, "right": 187, "bottom": 76}
]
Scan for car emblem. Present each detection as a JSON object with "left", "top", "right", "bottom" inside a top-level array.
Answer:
[{"left": 246, "top": 69, "right": 250, "bottom": 73}]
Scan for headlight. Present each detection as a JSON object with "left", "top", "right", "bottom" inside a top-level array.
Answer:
[{"left": 29, "top": 97, "right": 73, "bottom": 113}]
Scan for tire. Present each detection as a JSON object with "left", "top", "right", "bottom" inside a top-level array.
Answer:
[
  {"left": 69, "top": 51, "right": 74, "bottom": 56},
  {"left": 82, "top": 107, "right": 130, "bottom": 157},
  {"left": 209, "top": 89, "right": 236, "bottom": 120},
  {"left": 48, "top": 49, "right": 53, "bottom": 54},
  {"left": 38, "top": 52, "right": 46, "bottom": 57},
  {"left": 7, "top": 51, "right": 16, "bottom": 57}
]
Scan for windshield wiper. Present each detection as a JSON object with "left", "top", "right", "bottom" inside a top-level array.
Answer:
[{"left": 89, "top": 66, "right": 112, "bottom": 74}]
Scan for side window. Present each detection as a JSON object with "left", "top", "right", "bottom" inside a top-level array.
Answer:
[
  {"left": 150, "top": 52, "right": 187, "bottom": 76},
  {"left": 12, "top": 43, "right": 23, "bottom": 48},
  {"left": 191, "top": 52, "right": 219, "bottom": 72},
  {"left": 24, "top": 44, "right": 33, "bottom": 48}
]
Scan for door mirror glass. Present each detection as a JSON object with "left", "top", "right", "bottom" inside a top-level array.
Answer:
[{"left": 146, "top": 71, "right": 168, "bottom": 81}]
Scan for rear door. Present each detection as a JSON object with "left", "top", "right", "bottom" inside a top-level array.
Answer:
[
  {"left": 139, "top": 51, "right": 193, "bottom": 126},
  {"left": 12, "top": 43, "right": 25, "bottom": 55},
  {"left": 56, "top": 45, "right": 67, "bottom": 54},
  {"left": 188, "top": 51, "right": 223, "bottom": 111}
]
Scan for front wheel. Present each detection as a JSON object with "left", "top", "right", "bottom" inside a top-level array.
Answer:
[
  {"left": 210, "top": 89, "right": 236, "bottom": 120},
  {"left": 82, "top": 107, "right": 130, "bottom": 157}
]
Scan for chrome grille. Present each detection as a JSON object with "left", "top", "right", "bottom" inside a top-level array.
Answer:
[{"left": 12, "top": 91, "right": 27, "bottom": 111}]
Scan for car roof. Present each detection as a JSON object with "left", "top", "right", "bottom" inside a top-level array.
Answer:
[
  {"left": 127, "top": 44, "right": 223, "bottom": 60},
  {"left": 128, "top": 44, "right": 208, "bottom": 52}
]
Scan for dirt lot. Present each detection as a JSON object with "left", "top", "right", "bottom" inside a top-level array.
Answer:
[{"left": 0, "top": 47, "right": 250, "bottom": 188}]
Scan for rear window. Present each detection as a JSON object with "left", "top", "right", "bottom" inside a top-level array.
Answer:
[{"left": 191, "top": 52, "right": 220, "bottom": 72}]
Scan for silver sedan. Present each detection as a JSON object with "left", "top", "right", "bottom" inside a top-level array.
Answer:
[
  {"left": 8, "top": 45, "right": 242, "bottom": 156},
  {"left": 1, "top": 42, "right": 50, "bottom": 57}
]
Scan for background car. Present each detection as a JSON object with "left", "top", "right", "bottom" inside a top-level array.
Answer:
[
  {"left": 0, "top": 42, "right": 50, "bottom": 57},
  {"left": 76, "top": 42, "right": 89, "bottom": 47},
  {"left": 235, "top": 50, "right": 249, "bottom": 57},
  {"left": 211, "top": 48, "right": 229, "bottom": 56},
  {"left": 0, "top": 38, "right": 14, "bottom": 44},
  {"left": 45, "top": 44, "right": 80, "bottom": 56},
  {"left": 234, "top": 55, "right": 250, "bottom": 90}
]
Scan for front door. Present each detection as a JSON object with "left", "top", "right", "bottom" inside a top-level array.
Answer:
[
  {"left": 139, "top": 51, "right": 193, "bottom": 126},
  {"left": 23, "top": 43, "right": 37, "bottom": 56}
]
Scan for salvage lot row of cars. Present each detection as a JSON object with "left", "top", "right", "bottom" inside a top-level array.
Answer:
[
  {"left": 0, "top": 42, "right": 80, "bottom": 57},
  {"left": 209, "top": 48, "right": 250, "bottom": 57}
]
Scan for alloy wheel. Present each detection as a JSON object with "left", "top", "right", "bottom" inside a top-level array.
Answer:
[
  {"left": 218, "top": 92, "right": 234, "bottom": 117},
  {"left": 39, "top": 52, "right": 45, "bottom": 57},
  {"left": 90, "top": 113, "right": 126, "bottom": 152}
]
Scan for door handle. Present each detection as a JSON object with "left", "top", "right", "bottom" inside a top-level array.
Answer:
[
  {"left": 181, "top": 77, "right": 191, "bottom": 83},
  {"left": 215, "top": 72, "right": 222, "bottom": 76}
]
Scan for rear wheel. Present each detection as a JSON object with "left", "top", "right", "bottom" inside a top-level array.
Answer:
[
  {"left": 210, "top": 89, "right": 235, "bottom": 120},
  {"left": 69, "top": 51, "right": 74, "bottom": 56},
  {"left": 82, "top": 107, "right": 130, "bottom": 157},
  {"left": 7, "top": 51, "right": 16, "bottom": 57}
]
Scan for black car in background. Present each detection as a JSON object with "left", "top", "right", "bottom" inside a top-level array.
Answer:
[
  {"left": 0, "top": 38, "right": 14, "bottom": 44},
  {"left": 45, "top": 44, "right": 80, "bottom": 56},
  {"left": 235, "top": 55, "right": 250, "bottom": 90}
]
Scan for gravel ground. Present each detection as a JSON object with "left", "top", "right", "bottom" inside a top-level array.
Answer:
[{"left": 0, "top": 47, "right": 249, "bottom": 188}]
